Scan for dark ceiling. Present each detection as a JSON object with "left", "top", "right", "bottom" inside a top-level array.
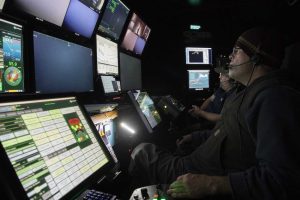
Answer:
[
  {"left": 120, "top": 0, "right": 300, "bottom": 97},
  {"left": 123, "top": 0, "right": 300, "bottom": 46}
]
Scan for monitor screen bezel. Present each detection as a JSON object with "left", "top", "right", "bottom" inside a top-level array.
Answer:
[
  {"left": 187, "top": 69, "right": 210, "bottom": 91},
  {"left": 127, "top": 90, "right": 162, "bottom": 133},
  {"left": 32, "top": 30, "right": 95, "bottom": 94},
  {"left": 96, "top": 34, "right": 119, "bottom": 76},
  {"left": 97, "top": 0, "right": 130, "bottom": 42},
  {"left": 120, "top": 12, "right": 151, "bottom": 56},
  {"left": 185, "top": 47, "right": 213, "bottom": 65},
  {"left": 0, "top": 15, "right": 26, "bottom": 93},
  {"left": 0, "top": 94, "right": 116, "bottom": 200}
]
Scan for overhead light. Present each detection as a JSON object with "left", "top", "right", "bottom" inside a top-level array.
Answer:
[
  {"left": 188, "top": 0, "right": 203, "bottom": 6},
  {"left": 190, "top": 25, "right": 201, "bottom": 30},
  {"left": 120, "top": 122, "right": 136, "bottom": 134}
]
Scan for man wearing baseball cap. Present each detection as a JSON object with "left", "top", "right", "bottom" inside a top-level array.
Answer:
[{"left": 129, "top": 27, "right": 300, "bottom": 200}]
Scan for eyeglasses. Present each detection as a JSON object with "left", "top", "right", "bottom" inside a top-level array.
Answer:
[{"left": 232, "top": 47, "right": 242, "bottom": 55}]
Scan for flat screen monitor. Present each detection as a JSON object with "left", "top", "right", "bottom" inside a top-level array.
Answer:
[
  {"left": 98, "top": 0, "right": 130, "bottom": 41},
  {"left": 96, "top": 35, "right": 118, "bottom": 75},
  {"left": 90, "top": 106, "right": 119, "bottom": 163},
  {"left": 188, "top": 69, "right": 210, "bottom": 90},
  {"left": 119, "top": 52, "right": 141, "bottom": 91},
  {"left": 127, "top": 90, "right": 161, "bottom": 133},
  {"left": 79, "top": 0, "right": 105, "bottom": 13},
  {"left": 185, "top": 47, "right": 212, "bottom": 65},
  {"left": 12, "top": 0, "right": 102, "bottom": 38},
  {"left": 33, "top": 31, "right": 94, "bottom": 94},
  {"left": 0, "top": 18, "right": 24, "bottom": 93},
  {"left": 121, "top": 13, "right": 151, "bottom": 55},
  {"left": 0, "top": 96, "right": 114, "bottom": 200},
  {"left": 0, "top": 0, "right": 5, "bottom": 10},
  {"left": 100, "top": 75, "right": 121, "bottom": 94}
]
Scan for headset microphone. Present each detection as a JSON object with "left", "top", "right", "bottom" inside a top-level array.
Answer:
[{"left": 228, "top": 60, "right": 253, "bottom": 68}]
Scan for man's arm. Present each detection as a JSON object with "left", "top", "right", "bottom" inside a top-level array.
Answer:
[
  {"left": 200, "top": 94, "right": 215, "bottom": 110},
  {"left": 195, "top": 110, "right": 221, "bottom": 122}
]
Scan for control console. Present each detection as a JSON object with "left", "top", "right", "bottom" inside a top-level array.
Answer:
[{"left": 129, "top": 184, "right": 173, "bottom": 200}]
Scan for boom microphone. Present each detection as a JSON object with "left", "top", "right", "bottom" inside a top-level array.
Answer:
[{"left": 228, "top": 60, "right": 252, "bottom": 68}]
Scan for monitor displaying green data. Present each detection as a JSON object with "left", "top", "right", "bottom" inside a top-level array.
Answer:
[
  {"left": 0, "top": 18, "right": 24, "bottom": 93},
  {"left": 0, "top": 96, "right": 112, "bottom": 200}
]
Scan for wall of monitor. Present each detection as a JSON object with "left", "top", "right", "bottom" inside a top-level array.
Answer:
[{"left": 0, "top": 0, "right": 151, "bottom": 96}]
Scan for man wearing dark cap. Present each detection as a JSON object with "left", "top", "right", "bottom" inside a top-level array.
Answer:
[{"left": 129, "top": 27, "right": 300, "bottom": 199}]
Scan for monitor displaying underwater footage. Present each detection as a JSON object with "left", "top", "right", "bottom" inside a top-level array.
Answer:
[
  {"left": 0, "top": 96, "right": 114, "bottom": 200},
  {"left": 90, "top": 106, "right": 119, "bottom": 163},
  {"left": 121, "top": 13, "right": 151, "bottom": 55},
  {"left": 185, "top": 47, "right": 212, "bottom": 65},
  {"left": 33, "top": 31, "right": 94, "bottom": 94},
  {"left": 0, "top": 18, "right": 24, "bottom": 93},
  {"left": 98, "top": 0, "right": 130, "bottom": 41},
  {"left": 127, "top": 90, "right": 161, "bottom": 133},
  {"left": 188, "top": 69, "right": 210, "bottom": 90}
]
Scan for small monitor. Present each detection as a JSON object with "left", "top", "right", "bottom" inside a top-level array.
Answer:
[
  {"left": 188, "top": 69, "right": 210, "bottom": 90},
  {"left": 33, "top": 31, "right": 94, "bottom": 94},
  {"left": 185, "top": 47, "right": 212, "bottom": 65},
  {"left": 0, "top": 96, "right": 114, "bottom": 200},
  {"left": 121, "top": 13, "right": 151, "bottom": 55},
  {"left": 127, "top": 90, "right": 162, "bottom": 133},
  {"left": 100, "top": 75, "right": 121, "bottom": 94},
  {"left": 0, "top": 17, "right": 24, "bottom": 93},
  {"left": 96, "top": 35, "right": 119, "bottom": 75},
  {"left": 12, "top": 0, "right": 102, "bottom": 38},
  {"left": 119, "top": 52, "right": 141, "bottom": 91},
  {"left": 90, "top": 106, "right": 119, "bottom": 163},
  {"left": 98, "top": 0, "right": 130, "bottom": 41}
]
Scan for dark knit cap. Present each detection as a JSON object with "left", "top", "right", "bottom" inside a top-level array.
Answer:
[{"left": 235, "top": 27, "right": 285, "bottom": 68}]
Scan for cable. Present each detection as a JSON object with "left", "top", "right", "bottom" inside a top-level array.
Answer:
[{"left": 236, "top": 62, "right": 257, "bottom": 168}]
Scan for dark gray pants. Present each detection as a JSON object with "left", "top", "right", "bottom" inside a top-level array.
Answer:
[{"left": 128, "top": 143, "right": 190, "bottom": 185}]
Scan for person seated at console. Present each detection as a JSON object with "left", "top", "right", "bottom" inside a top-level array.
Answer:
[
  {"left": 187, "top": 66, "right": 235, "bottom": 131},
  {"left": 129, "top": 27, "right": 300, "bottom": 199}
]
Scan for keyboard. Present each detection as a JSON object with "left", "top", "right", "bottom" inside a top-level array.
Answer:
[{"left": 77, "top": 189, "right": 117, "bottom": 200}]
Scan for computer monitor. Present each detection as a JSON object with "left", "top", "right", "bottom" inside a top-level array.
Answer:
[
  {"left": 0, "top": 96, "right": 114, "bottom": 200},
  {"left": 33, "top": 31, "right": 94, "bottom": 94},
  {"left": 185, "top": 47, "right": 212, "bottom": 65},
  {"left": 62, "top": 0, "right": 100, "bottom": 38},
  {"left": 79, "top": 0, "right": 105, "bottom": 13},
  {"left": 96, "top": 35, "right": 119, "bottom": 76},
  {"left": 0, "top": 17, "right": 24, "bottom": 93},
  {"left": 12, "top": 0, "right": 101, "bottom": 38},
  {"left": 121, "top": 13, "right": 151, "bottom": 55},
  {"left": 119, "top": 52, "right": 141, "bottom": 91},
  {"left": 188, "top": 69, "right": 210, "bottom": 90},
  {"left": 100, "top": 75, "right": 121, "bottom": 94},
  {"left": 0, "top": 0, "right": 5, "bottom": 10},
  {"left": 90, "top": 106, "right": 119, "bottom": 163},
  {"left": 127, "top": 90, "right": 162, "bottom": 133},
  {"left": 98, "top": 0, "right": 130, "bottom": 41}
]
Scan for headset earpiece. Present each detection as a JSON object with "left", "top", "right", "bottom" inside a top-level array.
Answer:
[{"left": 250, "top": 54, "right": 261, "bottom": 65}]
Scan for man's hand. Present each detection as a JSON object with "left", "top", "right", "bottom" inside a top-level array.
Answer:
[
  {"left": 176, "top": 134, "right": 192, "bottom": 148},
  {"left": 188, "top": 105, "right": 202, "bottom": 118},
  {"left": 167, "top": 173, "right": 232, "bottom": 199}
]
